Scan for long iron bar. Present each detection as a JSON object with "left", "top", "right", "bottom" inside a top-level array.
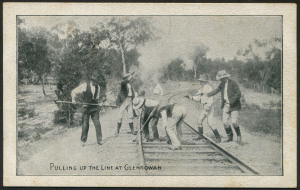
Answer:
[{"left": 55, "top": 100, "right": 118, "bottom": 108}]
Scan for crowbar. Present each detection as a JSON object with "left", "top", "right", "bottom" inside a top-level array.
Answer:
[{"left": 55, "top": 100, "right": 118, "bottom": 108}]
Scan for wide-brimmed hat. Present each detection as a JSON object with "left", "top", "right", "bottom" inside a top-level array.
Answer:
[
  {"left": 133, "top": 97, "right": 145, "bottom": 109},
  {"left": 123, "top": 71, "right": 135, "bottom": 79},
  {"left": 197, "top": 74, "right": 210, "bottom": 82},
  {"left": 216, "top": 70, "right": 231, "bottom": 80}
]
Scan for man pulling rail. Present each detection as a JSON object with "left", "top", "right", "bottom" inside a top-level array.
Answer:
[
  {"left": 133, "top": 97, "right": 186, "bottom": 150},
  {"left": 186, "top": 74, "right": 222, "bottom": 143}
]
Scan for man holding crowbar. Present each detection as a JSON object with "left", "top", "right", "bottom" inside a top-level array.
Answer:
[
  {"left": 65, "top": 73, "right": 108, "bottom": 147},
  {"left": 133, "top": 97, "right": 186, "bottom": 150}
]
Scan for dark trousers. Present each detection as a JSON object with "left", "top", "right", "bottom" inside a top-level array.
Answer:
[
  {"left": 143, "top": 113, "right": 159, "bottom": 140},
  {"left": 81, "top": 109, "right": 102, "bottom": 144}
]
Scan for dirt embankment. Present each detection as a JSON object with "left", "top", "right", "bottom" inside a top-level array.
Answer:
[{"left": 17, "top": 80, "right": 282, "bottom": 175}]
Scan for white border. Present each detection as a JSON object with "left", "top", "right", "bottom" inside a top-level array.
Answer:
[{"left": 3, "top": 3, "right": 297, "bottom": 187}]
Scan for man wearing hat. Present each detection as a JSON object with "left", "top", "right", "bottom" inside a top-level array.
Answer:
[
  {"left": 186, "top": 74, "right": 222, "bottom": 143},
  {"left": 116, "top": 72, "right": 135, "bottom": 134},
  {"left": 71, "top": 73, "right": 107, "bottom": 146},
  {"left": 206, "top": 70, "right": 242, "bottom": 143},
  {"left": 132, "top": 97, "right": 159, "bottom": 142},
  {"left": 133, "top": 97, "right": 186, "bottom": 150}
]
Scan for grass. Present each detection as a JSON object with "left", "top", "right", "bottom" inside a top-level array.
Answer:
[
  {"left": 214, "top": 98, "right": 282, "bottom": 138},
  {"left": 240, "top": 104, "right": 281, "bottom": 138}
]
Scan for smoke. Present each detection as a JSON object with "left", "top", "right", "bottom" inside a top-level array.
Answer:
[{"left": 137, "top": 39, "right": 196, "bottom": 82}]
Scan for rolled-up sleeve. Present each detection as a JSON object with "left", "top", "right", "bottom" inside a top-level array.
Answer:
[
  {"left": 71, "top": 83, "right": 86, "bottom": 102},
  {"left": 127, "top": 83, "right": 133, "bottom": 97},
  {"left": 192, "top": 90, "right": 202, "bottom": 102}
]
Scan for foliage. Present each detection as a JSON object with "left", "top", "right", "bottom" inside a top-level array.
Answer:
[
  {"left": 190, "top": 44, "right": 210, "bottom": 78},
  {"left": 98, "top": 17, "right": 156, "bottom": 74},
  {"left": 240, "top": 104, "right": 282, "bottom": 138},
  {"left": 16, "top": 17, "right": 156, "bottom": 124},
  {"left": 18, "top": 27, "right": 53, "bottom": 79},
  {"left": 162, "top": 38, "right": 282, "bottom": 93}
]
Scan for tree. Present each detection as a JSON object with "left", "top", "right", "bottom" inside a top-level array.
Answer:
[
  {"left": 18, "top": 25, "right": 53, "bottom": 95},
  {"left": 190, "top": 44, "right": 209, "bottom": 78},
  {"left": 164, "top": 58, "right": 186, "bottom": 81},
  {"left": 98, "top": 17, "right": 156, "bottom": 75},
  {"left": 236, "top": 38, "right": 282, "bottom": 92}
]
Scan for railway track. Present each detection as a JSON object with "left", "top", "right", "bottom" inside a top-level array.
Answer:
[{"left": 136, "top": 90, "right": 259, "bottom": 175}]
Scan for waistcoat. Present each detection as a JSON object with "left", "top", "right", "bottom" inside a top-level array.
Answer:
[{"left": 83, "top": 81, "right": 98, "bottom": 110}]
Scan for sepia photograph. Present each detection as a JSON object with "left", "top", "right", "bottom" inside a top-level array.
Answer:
[
  {"left": 16, "top": 15, "right": 282, "bottom": 176},
  {"left": 3, "top": 3, "right": 297, "bottom": 187}
]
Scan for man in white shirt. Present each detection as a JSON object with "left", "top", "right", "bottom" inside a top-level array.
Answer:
[
  {"left": 71, "top": 73, "right": 106, "bottom": 147},
  {"left": 132, "top": 97, "right": 159, "bottom": 142},
  {"left": 133, "top": 97, "right": 186, "bottom": 150},
  {"left": 187, "top": 74, "right": 221, "bottom": 143}
]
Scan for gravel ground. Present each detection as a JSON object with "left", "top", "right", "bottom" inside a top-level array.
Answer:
[{"left": 17, "top": 81, "right": 282, "bottom": 176}]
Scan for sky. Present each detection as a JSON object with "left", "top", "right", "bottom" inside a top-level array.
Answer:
[
  {"left": 20, "top": 16, "right": 282, "bottom": 79},
  {"left": 20, "top": 16, "right": 282, "bottom": 59}
]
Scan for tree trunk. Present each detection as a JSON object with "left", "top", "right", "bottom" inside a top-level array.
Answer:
[
  {"left": 42, "top": 74, "right": 47, "bottom": 96},
  {"left": 194, "top": 64, "right": 197, "bottom": 78},
  {"left": 119, "top": 43, "right": 126, "bottom": 75},
  {"left": 194, "top": 56, "right": 198, "bottom": 78}
]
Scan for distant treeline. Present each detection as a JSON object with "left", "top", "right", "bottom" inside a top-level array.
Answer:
[
  {"left": 162, "top": 38, "right": 281, "bottom": 93},
  {"left": 17, "top": 17, "right": 281, "bottom": 95}
]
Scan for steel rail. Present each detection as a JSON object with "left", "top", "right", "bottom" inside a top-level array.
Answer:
[
  {"left": 138, "top": 89, "right": 259, "bottom": 175},
  {"left": 170, "top": 89, "right": 259, "bottom": 174},
  {"left": 182, "top": 121, "right": 259, "bottom": 175}
]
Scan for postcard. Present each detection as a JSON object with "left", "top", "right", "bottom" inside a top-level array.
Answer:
[{"left": 3, "top": 3, "right": 297, "bottom": 187}]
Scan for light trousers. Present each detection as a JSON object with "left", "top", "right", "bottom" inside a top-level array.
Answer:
[
  {"left": 161, "top": 105, "right": 186, "bottom": 148},
  {"left": 118, "top": 97, "right": 134, "bottom": 123}
]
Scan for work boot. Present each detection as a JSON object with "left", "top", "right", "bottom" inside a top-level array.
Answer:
[
  {"left": 142, "top": 138, "right": 150, "bottom": 143},
  {"left": 151, "top": 137, "right": 160, "bottom": 142},
  {"left": 169, "top": 146, "right": 182, "bottom": 151},
  {"left": 117, "top": 123, "right": 122, "bottom": 134},
  {"left": 160, "top": 136, "right": 168, "bottom": 142},
  {"left": 129, "top": 122, "right": 134, "bottom": 134},
  {"left": 193, "top": 127, "right": 204, "bottom": 140},
  {"left": 153, "top": 130, "right": 159, "bottom": 140},
  {"left": 237, "top": 136, "right": 242, "bottom": 143},
  {"left": 233, "top": 125, "right": 242, "bottom": 143},
  {"left": 213, "top": 129, "right": 222, "bottom": 143},
  {"left": 224, "top": 127, "right": 233, "bottom": 143},
  {"left": 167, "top": 140, "right": 172, "bottom": 145}
]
